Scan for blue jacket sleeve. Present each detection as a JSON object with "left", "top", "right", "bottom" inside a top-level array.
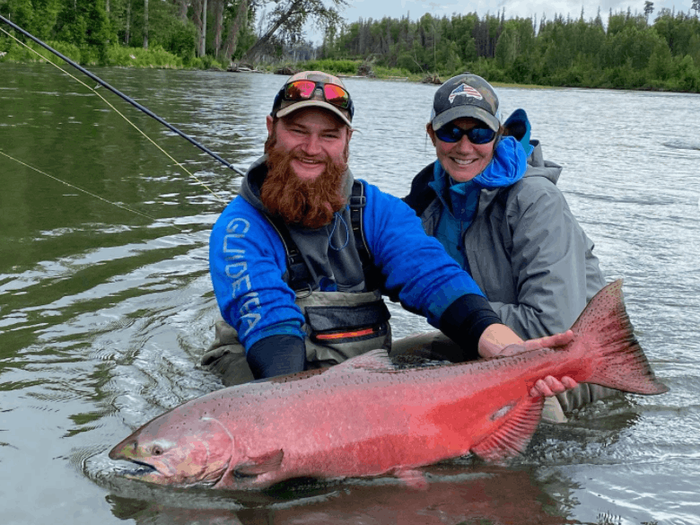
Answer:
[
  {"left": 208, "top": 196, "right": 305, "bottom": 351},
  {"left": 247, "top": 335, "right": 306, "bottom": 378},
  {"left": 360, "top": 181, "right": 494, "bottom": 328}
]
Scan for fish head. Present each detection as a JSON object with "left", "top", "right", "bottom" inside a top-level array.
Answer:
[{"left": 109, "top": 411, "right": 234, "bottom": 488}]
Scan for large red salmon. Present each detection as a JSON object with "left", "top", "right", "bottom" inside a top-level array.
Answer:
[{"left": 109, "top": 280, "right": 668, "bottom": 489}]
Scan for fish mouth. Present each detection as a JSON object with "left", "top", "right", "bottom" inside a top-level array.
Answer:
[
  {"left": 113, "top": 457, "right": 228, "bottom": 488},
  {"left": 116, "top": 459, "right": 161, "bottom": 479},
  {"left": 109, "top": 441, "right": 163, "bottom": 480}
]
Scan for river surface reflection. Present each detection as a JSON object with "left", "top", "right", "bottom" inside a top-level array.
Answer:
[{"left": 1, "top": 63, "right": 699, "bottom": 524}]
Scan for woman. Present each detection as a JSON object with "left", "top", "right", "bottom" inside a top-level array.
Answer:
[{"left": 399, "top": 73, "right": 614, "bottom": 421}]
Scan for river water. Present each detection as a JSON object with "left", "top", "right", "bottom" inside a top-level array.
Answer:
[{"left": 1, "top": 63, "right": 699, "bottom": 525}]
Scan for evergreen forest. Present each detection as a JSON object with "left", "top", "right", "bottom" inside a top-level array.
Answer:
[{"left": 1, "top": 0, "right": 700, "bottom": 93}]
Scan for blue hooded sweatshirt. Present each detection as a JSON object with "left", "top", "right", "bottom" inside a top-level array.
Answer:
[
  {"left": 209, "top": 158, "right": 489, "bottom": 351},
  {"left": 429, "top": 135, "right": 528, "bottom": 269}
]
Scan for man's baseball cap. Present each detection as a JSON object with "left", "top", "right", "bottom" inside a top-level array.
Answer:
[{"left": 271, "top": 71, "right": 354, "bottom": 127}]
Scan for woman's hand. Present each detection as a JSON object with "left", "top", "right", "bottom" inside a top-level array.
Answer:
[{"left": 529, "top": 375, "right": 578, "bottom": 397}]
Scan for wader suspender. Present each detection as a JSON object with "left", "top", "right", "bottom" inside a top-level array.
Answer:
[
  {"left": 349, "top": 181, "right": 384, "bottom": 292},
  {"left": 264, "top": 217, "right": 311, "bottom": 292},
  {"left": 265, "top": 181, "right": 383, "bottom": 293}
]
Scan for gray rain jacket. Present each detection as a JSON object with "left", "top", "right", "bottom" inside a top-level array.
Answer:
[{"left": 404, "top": 140, "right": 606, "bottom": 339}]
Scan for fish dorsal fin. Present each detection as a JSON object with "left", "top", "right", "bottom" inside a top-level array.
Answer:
[
  {"left": 234, "top": 449, "right": 284, "bottom": 477},
  {"left": 331, "top": 349, "right": 394, "bottom": 373},
  {"left": 471, "top": 396, "right": 544, "bottom": 462},
  {"left": 267, "top": 367, "right": 329, "bottom": 384}
]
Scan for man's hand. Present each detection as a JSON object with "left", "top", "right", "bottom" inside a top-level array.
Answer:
[
  {"left": 478, "top": 325, "right": 574, "bottom": 358},
  {"left": 523, "top": 330, "right": 574, "bottom": 351},
  {"left": 496, "top": 329, "right": 575, "bottom": 357},
  {"left": 478, "top": 324, "right": 578, "bottom": 398}
]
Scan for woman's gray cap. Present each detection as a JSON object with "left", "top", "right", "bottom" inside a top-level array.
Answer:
[{"left": 430, "top": 73, "right": 500, "bottom": 132}]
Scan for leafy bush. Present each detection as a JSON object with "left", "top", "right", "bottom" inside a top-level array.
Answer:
[
  {"left": 301, "top": 59, "right": 360, "bottom": 75},
  {"left": 464, "top": 57, "right": 502, "bottom": 82},
  {"left": 396, "top": 52, "right": 422, "bottom": 74},
  {"left": 188, "top": 57, "right": 204, "bottom": 69},
  {"left": 198, "top": 54, "right": 224, "bottom": 70},
  {"left": 0, "top": 38, "right": 81, "bottom": 65},
  {"left": 167, "top": 21, "right": 197, "bottom": 63},
  {"left": 372, "top": 66, "right": 419, "bottom": 81},
  {"left": 105, "top": 45, "right": 183, "bottom": 68},
  {"left": 670, "top": 55, "right": 700, "bottom": 92}
]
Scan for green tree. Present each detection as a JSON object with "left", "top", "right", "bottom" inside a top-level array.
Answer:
[
  {"left": 3, "top": 0, "right": 63, "bottom": 40},
  {"left": 242, "top": 0, "right": 346, "bottom": 62},
  {"left": 494, "top": 25, "right": 516, "bottom": 69},
  {"left": 689, "top": 32, "right": 700, "bottom": 67},
  {"left": 647, "top": 39, "right": 674, "bottom": 81},
  {"left": 672, "top": 54, "right": 700, "bottom": 90},
  {"left": 653, "top": 9, "right": 700, "bottom": 56},
  {"left": 55, "top": 0, "right": 111, "bottom": 61},
  {"left": 143, "top": 0, "right": 148, "bottom": 48},
  {"left": 436, "top": 39, "right": 462, "bottom": 75},
  {"left": 221, "top": 0, "right": 253, "bottom": 63},
  {"left": 603, "top": 24, "right": 661, "bottom": 71}
]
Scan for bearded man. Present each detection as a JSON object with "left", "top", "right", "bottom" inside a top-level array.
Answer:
[{"left": 203, "top": 71, "right": 577, "bottom": 400}]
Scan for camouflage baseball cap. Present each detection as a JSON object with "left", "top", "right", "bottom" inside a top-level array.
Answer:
[
  {"left": 271, "top": 71, "right": 354, "bottom": 127},
  {"left": 430, "top": 73, "right": 501, "bottom": 132}
]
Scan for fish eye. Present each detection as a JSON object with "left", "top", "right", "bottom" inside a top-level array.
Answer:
[{"left": 152, "top": 445, "right": 164, "bottom": 456}]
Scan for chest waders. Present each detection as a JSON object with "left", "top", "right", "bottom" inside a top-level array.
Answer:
[{"left": 201, "top": 181, "right": 391, "bottom": 386}]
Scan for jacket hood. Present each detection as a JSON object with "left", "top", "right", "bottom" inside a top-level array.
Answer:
[
  {"left": 239, "top": 156, "right": 269, "bottom": 214},
  {"left": 523, "top": 140, "right": 562, "bottom": 185},
  {"left": 473, "top": 135, "right": 527, "bottom": 189}
]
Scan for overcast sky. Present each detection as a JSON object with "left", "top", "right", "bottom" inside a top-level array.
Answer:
[{"left": 341, "top": 0, "right": 694, "bottom": 23}]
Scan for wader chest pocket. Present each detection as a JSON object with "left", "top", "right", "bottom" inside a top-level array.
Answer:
[{"left": 306, "top": 301, "right": 390, "bottom": 342}]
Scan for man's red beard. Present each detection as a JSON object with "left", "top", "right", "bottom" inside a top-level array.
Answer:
[{"left": 260, "top": 134, "right": 349, "bottom": 229}]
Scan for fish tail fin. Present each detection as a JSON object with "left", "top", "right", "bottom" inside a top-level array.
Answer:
[{"left": 571, "top": 280, "right": 668, "bottom": 395}]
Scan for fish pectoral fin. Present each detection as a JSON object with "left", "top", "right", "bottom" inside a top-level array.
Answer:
[
  {"left": 233, "top": 449, "right": 284, "bottom": 477},
  {"left": 471, "top": 396, "right": 544, "bottom": 463},
  {"left": 393, "top": 468, "right": 429, "bottom": 490}
]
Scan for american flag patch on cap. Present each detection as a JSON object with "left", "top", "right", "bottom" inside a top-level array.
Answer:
[{"left": 448, "top": 83, "right": 483, "bottom": 104}]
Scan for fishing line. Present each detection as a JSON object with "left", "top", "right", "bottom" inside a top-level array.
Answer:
[
  {"left": 0, "top": 150, "right": 184, "bottom": 231},
  {"left": 0, "top": 22, "right": 228, "bottom": 205},
  {"left": 0, "top": 16, "right": 244, "bottom": 205},
  {"left": 0, "top": 15, "right": 244, "bottom": 177}
]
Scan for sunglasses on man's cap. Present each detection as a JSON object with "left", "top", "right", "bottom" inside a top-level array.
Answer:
[
  {"left": 283, "top": 80, "right": 351, "bottom": 110},
  {"left": 272, "top": 76, "right": 355, "bottom": 126}
]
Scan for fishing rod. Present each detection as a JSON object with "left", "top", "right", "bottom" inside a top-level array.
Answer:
[{"left": 0, "top": 14, "right": 245, "bottom": 176}]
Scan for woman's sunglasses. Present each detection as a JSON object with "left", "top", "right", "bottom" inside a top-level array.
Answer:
[
  {"left": 283, "top": 80, "right": 351, "bottom": 110},
  {"left": 435, "top": 125, "right": 497, "bottom": 145}
]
